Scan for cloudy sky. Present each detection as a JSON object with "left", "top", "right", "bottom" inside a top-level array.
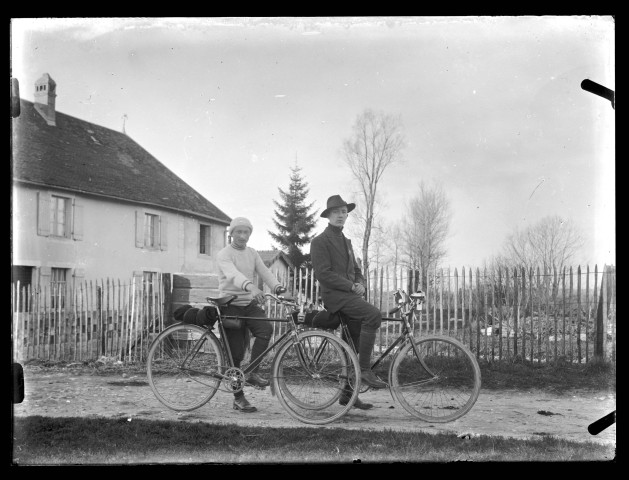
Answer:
[{"left": 11, "top": 16, "right": 615, "bottom": 269}]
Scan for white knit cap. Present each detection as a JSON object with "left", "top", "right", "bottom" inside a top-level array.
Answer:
[{"left": 229, "top": 217, "right": 253, "bottom": 233}]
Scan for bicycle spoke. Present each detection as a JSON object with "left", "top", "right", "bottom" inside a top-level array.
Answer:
[
  {"left": 272, "top": 331, "right": 360, "bottom": 425},
  {"left": 391, "top": 336, "right": 481, "bottom": 423},
  {"left": 147, "top": 324, "right": 224, "bottom": 411}
]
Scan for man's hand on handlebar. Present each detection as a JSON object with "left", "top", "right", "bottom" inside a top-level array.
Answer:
[
  {"left": 248, "top": 284, "right": 266, "bottom": 304},
  {"left": 274, "top": 285, "right": 287, "bottom": 295}
]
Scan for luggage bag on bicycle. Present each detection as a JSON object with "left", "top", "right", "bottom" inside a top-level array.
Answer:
[
  {"left": 302, "top": 309, "right": 342, "bottom": 329},
  {"left": 173, "top": 304, "right": 218, "bottom": 328}
]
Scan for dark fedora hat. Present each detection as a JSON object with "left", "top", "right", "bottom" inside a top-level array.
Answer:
[{"left": 320, "top": 195, "right": 356, "bottom": 218}]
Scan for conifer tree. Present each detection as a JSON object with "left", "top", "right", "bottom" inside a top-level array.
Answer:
[{"left": 269, "top": 164, "right": 318, "bottom": 268}]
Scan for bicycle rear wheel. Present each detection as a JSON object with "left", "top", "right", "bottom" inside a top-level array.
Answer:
[
  {"left": 147, "top": 323, "right": 225, "bottom": 411},
  {"left": 272, "top": 330, "right": 360, "bottom": 425},
  {"left": 390, "top": 335, "right": 481, "bottom": 423}
]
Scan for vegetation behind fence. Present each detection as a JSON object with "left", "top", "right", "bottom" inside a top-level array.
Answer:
[
  {"left": 12, "top": 265, "right": 615, "bottom": 365},
  {"left": 285, "top": 264, "right": 616, "bottom": 365}
]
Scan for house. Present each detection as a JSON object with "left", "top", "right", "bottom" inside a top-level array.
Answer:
[
  {"left": 11, "top": 73, "right": 232, "bottom": 294},
  {"left": 255, "top": 250, "right": 294, "bottom": 291}
]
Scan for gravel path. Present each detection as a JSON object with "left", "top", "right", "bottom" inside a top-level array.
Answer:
[{"left": 12, "top": 369, "right": 616, "bottom": 448}]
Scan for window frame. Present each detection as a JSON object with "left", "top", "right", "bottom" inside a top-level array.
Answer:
[
  {"left": 50, "top": 267, "right": 68, "bottom": 308},
  {"left": 144, "top": 212, "right": 160, "bottom": 249},
  {"left": 199, "top": 223, "right": 212, "bottom": 256},
  {"left": 37, "top": 191, "right": 83, "bottom": 241},
  {"left": 135, "top": 209, "right": 167, "bottom": 251},
  {"left": 49, "top": 195, "right": 70, "bottom": 238}
]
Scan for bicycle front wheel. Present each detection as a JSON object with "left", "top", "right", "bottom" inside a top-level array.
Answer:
[
  {"left": 390, "top": 335, "right": 481, "bottom": 423},
  {"left": 147, "top": 323, "right": 225, "bottom": 411},
  {"left": 272, "top": 330, "right": 360, "bottom": 425}
]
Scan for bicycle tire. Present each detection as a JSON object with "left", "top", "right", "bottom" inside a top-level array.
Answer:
[
  {"left": 275, "top": 332, "right": 349, "bottom": 411},
  {"left": 272, "top": 330, "right": 360, "bottom": 425},
  {"left": 147, "top": 323, "right": 225, "bottom": 411},
  {"left": 390, "top": 335, "right": 481, "bottom": 423},
  {"left": 279, "top": 334, "right": 345, "bottom": 410}
]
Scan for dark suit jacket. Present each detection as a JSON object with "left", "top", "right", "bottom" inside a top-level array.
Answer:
[{"left": 310, "top": 225, "right": 365, "bottom": 312}]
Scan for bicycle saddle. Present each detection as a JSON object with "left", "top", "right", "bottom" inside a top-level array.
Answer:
[{"left": 206, "top": 295, "right": 238, "bottom": 306}]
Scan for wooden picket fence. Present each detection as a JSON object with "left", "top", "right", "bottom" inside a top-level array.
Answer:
[
  {"left": 283, "top": 264, "right": 616, "bottom": 365},
  {"left": 11, "top": 273, "right": 167, "bottom": 364},
  {"left": 11, "top": 264, "right": 615, "bottom": 365}
]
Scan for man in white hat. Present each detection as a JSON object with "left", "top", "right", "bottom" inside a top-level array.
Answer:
[
  {"left": 217, "top": 217, "right": 285, "bottom": 413},
  {"left": 310, "top": 195, "right": 388, "bottom": 410}
]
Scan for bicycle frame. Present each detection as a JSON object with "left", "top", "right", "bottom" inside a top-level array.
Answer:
[
  {"left": 203, "top": 293, "right": 335, "bottom": 394},
  {"left": 338, "top": 290, "right": 439, "bottom": 380}
]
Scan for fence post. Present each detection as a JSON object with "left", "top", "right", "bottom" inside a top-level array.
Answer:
[
  {"left": 505, "top": 267, "right": 510, "bottom": 360},
  {"left": 482, "top": 267, "right": 487, "bottom": 361},
  {"left": 528, "top": 267, "right": 534, "bottom": 363},
  {"left": 520, "top": 267, "right": 527, "bottom": 362},
  {"left": 568, "top": 267, "right": 574, "bottom": 363},
  {"left": 434, "top": 266, "right": 438, "bottom": 336},
  {"left": 454, "top": 268, "right": 459, "bottom": 341},
  {"left": 577, "top": 266, "right": 582, "bottom": 363},
  {"left": 585, "top": 265, "right": 590, "bottom": 363},
  {"left": 497, "top": 267, "right": 503, "bottom": 361},
  {"left": 513, "top": 268, "right": 519, "bottom": 358},
  {"left": 97, "top": 283, "right": 104, "bottom": 356},
  {"left": 467, "top": 267, "right": 478, "bottom": 350},
  {"left": 537, "top": 267, "right": 542, "bottom": 365},
  {"left": 439, "top": 268, "right": 444, "bottom": 337},
  {"left": 594, "top": 265, "right": 607, "bottom": 361},
  {"left": 476, "top": 268, "right": 481, "bottom": 358}
]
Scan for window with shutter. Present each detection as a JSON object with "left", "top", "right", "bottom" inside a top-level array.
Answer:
[
  {"left": 50, "top": 195, "right": 71, "bottom": 238},
  {"left": 200, "top": 224, "right": 211, "bottom": 255},
  {"left": 144, "top": 213, "right": 159, "bottom": 248}
]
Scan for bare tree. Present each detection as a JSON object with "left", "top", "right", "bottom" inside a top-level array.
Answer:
[
  {"left": 401, "top": 181, "right": 451, "bottom": 289},
  {"left": 503, "top": 215, "right": 584, "bottom": 273},
  {"left": 342, "top": 109, "right": 405, "bottom": 273}
]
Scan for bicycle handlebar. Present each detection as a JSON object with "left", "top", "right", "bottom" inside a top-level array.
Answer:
[
  {"left": 389, "top": 289, "right": 426, "bottom": 316},
  {"left": 264, "top": 292, "right": 299, "bottom": 307}
]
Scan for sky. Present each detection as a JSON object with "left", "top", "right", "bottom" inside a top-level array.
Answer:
[{"left": 10, "top": 16, "right": 615, "bottom": 269}]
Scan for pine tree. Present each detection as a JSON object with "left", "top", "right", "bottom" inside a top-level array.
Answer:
[{"left": 269, "top": 164, "right": 318, "bottom": 268}]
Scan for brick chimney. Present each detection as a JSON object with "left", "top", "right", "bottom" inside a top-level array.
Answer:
[{"left": 33, "top": 73, "right": 57, "bottom": 126}]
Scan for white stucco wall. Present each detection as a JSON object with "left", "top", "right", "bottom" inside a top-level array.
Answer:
[{"left": 12, "top": 184, "right": 228, "bottom": 284}]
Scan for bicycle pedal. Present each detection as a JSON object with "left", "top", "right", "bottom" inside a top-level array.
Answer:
[{"left": 246, "top": 382, "right": 268, "bottom": 390}]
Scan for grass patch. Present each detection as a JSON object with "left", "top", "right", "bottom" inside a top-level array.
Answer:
[
  {"left": 12, "top": 416, "right": 616, "bottom": 464},
  {"left": 478, "top": 359, "right": 616, "bottom": 393}
]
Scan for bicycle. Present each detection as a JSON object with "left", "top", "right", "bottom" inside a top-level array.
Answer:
[
  {"left": 321, "top": 289, "right": 481, "bottom": 423},
  {"left": 146, "top": 291, "right": 361, "bottom": 425}
]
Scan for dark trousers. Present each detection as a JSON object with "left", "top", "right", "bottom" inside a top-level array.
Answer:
[
  {"left": 222, "top": 302, "right": 273, "bottom": 372},
  {"left": 341, "top": 316, "right": 362, "bottom": 353},
  {"left": 335, "top": 295, "right": 382, "bottom": 334},
  {"left": 335, "top": 295, "right": 382, "bottom": 370}
]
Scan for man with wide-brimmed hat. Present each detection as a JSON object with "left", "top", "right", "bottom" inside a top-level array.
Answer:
[
  {"left": 217, "top": 216, "right": 286, "bottom": 413},
  {"left": 310, "top": 195, "right": 388, "bottom": 410}
]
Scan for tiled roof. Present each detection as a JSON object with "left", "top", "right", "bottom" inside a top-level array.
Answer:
[
  {"left": 12, "top": 99, "right": 231, "bottom": 224},
  {"left": 258, "top": 250, "right": 294, "bottom": 269}
]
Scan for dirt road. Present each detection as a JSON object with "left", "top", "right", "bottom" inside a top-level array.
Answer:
[{"left": 12, "top": 368, "right": 616, "bottom": 448}]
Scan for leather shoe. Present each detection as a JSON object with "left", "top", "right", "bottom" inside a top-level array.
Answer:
[
  {"left": 233, "top": 395, "right": 257, "bottom": 413},
  {"left": 339, "top": 395, "right": 373, "bottom": 410},
  {"left": 246, "top": 372, "right": 270, "bottom": 389},
  {"left": 361, "top": 370, "right": 388, "bottom": 389}
]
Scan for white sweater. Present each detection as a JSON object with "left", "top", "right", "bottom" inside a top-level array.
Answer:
[{"left": 217, "top": 244, "right": 281, "bottom": 306}]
